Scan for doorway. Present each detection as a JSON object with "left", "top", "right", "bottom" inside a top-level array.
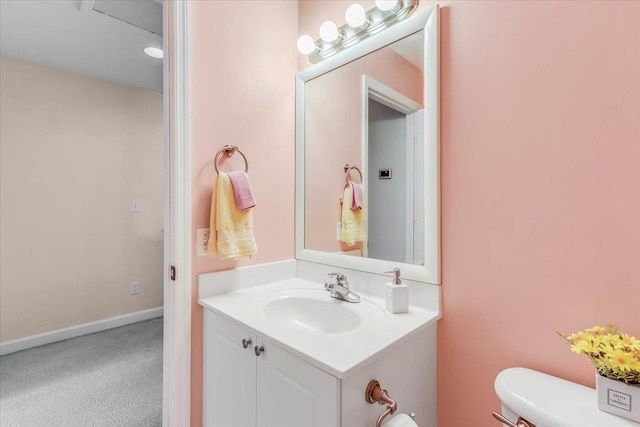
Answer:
[
  {"left": 363, "top": 76, "right": 424, "bottom": 265},
  {"left": 0, "top": 0, "right": 170, "bottom": 424}
]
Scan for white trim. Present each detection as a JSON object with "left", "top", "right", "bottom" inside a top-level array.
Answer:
[
  {"left": 405, "top": 112, "right": 416, "bottom": 264},
  {"left": 296, "top": 7, "right": 441, "bottom": 284},
  {"left": 361, "top": 77, "right": 369, "bottom": 259},
  {"left": 163, "top": 1, "right": 191, "bottom": 426},
  {"left": 364, "top": 76, "right": 423, "bottom": 114},
  {"left": 0, "top": 307, "right": 163, "bottom": 356},
  {"left": 295, "top": 75, "right": 306, "bottom": 264},
  {"left": 423, "top": 6, "right": 441, "bottom": 284},
  {"left": 198, "top": 259, "right": 297, "bottom": 300}
]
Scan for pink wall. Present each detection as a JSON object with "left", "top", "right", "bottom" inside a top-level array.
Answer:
[
  {"left": 300, "top": 1, "right": 640, "bottom": 426},
  {"left": 190, "top": 2, "right": 298, "bottom": 425},
  {"left": 304, "top": 47, "right": 422, "bottom": 253},
  {"left": 437, "top": 1, "right": 640, "bottom": 425}
]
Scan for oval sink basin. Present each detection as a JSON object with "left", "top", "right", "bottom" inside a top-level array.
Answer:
[{"left": 263, "top": 297, "right": 361, "bottom": 334}]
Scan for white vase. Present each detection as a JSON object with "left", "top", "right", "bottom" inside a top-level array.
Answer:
[{"left": 596, "top": 373, "right": 640, "bottom": 423}]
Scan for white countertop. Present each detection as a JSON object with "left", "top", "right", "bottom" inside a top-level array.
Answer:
[{"left": 198, "top": 278, "right": 440, "bottom": 378}]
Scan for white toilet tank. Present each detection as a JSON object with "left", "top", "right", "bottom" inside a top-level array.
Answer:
[{"left": 494, "top": 367, "right": 638, "bottom": 427}]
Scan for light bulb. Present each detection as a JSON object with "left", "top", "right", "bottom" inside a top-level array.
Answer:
[
  {"left": 375, "top": 0, "right": 399, "bottom": 12},
  {"left": 319, "top": 21, "right": 341, "bottom": 43},
  {"left": 143, "top": 47, "right": 164, "bottom": 59},
  {"left": 345, "top": 4, "right": 367, "bottom": 28},
  {"left": 297, "top": 35, "right": 317, "bottom": 54}
]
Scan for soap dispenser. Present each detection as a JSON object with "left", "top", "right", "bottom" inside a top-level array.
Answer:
[{"left": 384, "top": 268, "right": 409, "bottom": 314}]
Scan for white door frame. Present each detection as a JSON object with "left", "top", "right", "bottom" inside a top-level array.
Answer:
[
  {"left": 362, "top": 76, "right": 422, "bottom": 263},
  {"left": 163, "top": 1, "right": 191, "bottom": 426},
  {"left": 404, "top": 110, "right": 418, "bottom": 264}
]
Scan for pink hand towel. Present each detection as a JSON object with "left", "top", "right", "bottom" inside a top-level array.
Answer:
[
  {"left": 227, "top": 171, "right": 256, "bottom": 211},
  {"left": 349, "top": 182, "right": 363, "bottom": 210}
]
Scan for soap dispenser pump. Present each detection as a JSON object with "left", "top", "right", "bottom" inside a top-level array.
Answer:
[{"left": 384, "top": 268, "right": 409, "bottom": 314}]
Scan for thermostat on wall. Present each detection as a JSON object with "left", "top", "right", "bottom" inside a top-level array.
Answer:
[{"left": 379, "top": 169, "right": 392, "bottom": 179}]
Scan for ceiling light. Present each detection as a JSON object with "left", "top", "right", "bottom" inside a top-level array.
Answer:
[
  {"left": 297, "top": 35, "right": 317, "bottom": 54},
  {"left": 345, "top": 4, "right": 368, "bottom": 28},
  {"left": 375, "top": 0, "right": 399, "bottom": 12},
  {"left": 319, "top": 21, "right": 341, "bottom": 43},
  {"left": 143, "top": 47, "right": 164, "bottom": 59}
]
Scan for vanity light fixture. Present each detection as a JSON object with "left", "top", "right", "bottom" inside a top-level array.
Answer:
[
  {"left": 143, "top": 46, "right": 164, "bottom": 59},
  {"left": 319, "top": 21, "right": 342, "bottom": 43},
  {"left": 345, "top": 4, "right": 369, "bottom": 28},
  {"left": 297, "top": 35, "right": 318, "bottom": 55},
  {"left": 297, "top": 0, "right": 418, "bottom": 63},
  {"left": 375, "top": 0, "right": 400, "bottom": 12}
]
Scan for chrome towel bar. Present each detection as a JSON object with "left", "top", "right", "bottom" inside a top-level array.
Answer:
[
  {"left": 214, "top": 144, "right": 248, "bottom": 174},
  {"left": 344, "top": 163, "right": 362, "bottom": 185}
]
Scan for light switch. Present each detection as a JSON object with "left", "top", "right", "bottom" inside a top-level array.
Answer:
[{"left": 131, "top": 200, "right": 140, "bottom": 212}]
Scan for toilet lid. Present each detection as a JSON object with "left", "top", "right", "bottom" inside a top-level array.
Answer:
[{"left": 494, "top": 367, "right": 637, "bottom": 427}]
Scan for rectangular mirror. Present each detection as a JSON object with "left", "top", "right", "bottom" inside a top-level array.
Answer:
[{"left": 296, "top": 7, "right": 440, "bottom": 284}]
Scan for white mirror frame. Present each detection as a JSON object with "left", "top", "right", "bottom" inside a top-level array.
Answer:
[{"left": 296, "top": 6, "right": 440, "bottom": 284}]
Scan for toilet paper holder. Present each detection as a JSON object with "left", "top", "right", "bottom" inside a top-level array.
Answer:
[
  {"left": 366, "top": 380, "right": 415, "bottom": 427},
  {"left": 492, "top": 412, "right": 535, "bottom": 427}
]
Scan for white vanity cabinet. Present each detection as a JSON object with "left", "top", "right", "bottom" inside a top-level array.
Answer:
[
  {"left": 203, "top": 310, "right": 340, "bottom": 427},
  {"left": 203, "top": 309, "right": 256, "bottom": 427},
  {"left": 199, "top": 277, "right": 439, "bottom": 427}
]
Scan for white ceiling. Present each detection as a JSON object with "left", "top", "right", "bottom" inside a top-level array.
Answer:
[{"left": 0, "top": 0, "right": 163, "bottom": 92}]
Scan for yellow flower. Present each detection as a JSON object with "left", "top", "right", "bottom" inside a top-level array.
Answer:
[
  {"left": 566, "top": 332, "right": 584, "bottom": 343},
  {"left": 600, "top": 335, "right": 619, "bottom": 352},
  {"left": 571, "top": 339, "right": 597, "bottom": 354},
  {"left": 561, "top": 326, "right": 640, "bottom": 385},
  {"left": 618, "top": 334, "right": 640, "bottom": 351},
  {"left": 606, "top": 349, "right": 638, "bottom": 373},
  {"left": 586, "top": 326, "right": 610, "bottom": 336}
]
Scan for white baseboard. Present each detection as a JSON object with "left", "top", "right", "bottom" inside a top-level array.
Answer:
[{"left": 0, "top": 306, "right": 164, "bottom": 356}]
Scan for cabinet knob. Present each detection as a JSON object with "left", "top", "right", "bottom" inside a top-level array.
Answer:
[
  {"left": 242, "top": 338, "right": 252, "bottom": 349},
  {"left": 254, "top": 345, "right": 265, "bottom": 356}
]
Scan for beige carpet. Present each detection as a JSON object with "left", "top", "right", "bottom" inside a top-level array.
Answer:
[{"left": 0, "top": 318, "right": 162, "bottom": 427}]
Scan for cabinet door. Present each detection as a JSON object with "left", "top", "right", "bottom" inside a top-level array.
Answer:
[
  {"left": 256, "top": 337, "right": 340, "bottom": 427},
  {"left": 203, "top": 310, "right": 257, "bottom": 427}
]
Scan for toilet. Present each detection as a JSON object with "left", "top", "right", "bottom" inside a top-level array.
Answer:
[{"left": 494, "top": 367, "right": 638, "bottom": 427}]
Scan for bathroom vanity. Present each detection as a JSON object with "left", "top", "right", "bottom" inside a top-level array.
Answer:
[
  {"left": 200, "top": 4, "right": 441, "bottom": 426},
  {"left": 199, "top": 266, "right": 439, "bottom": 427}
]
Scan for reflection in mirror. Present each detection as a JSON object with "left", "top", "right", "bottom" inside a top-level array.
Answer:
[{"left": 304, "top": 31, "right": 424, "bottom": 265}]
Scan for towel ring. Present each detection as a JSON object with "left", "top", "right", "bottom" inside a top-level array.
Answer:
[
  {"left": 214, "top": 144, "right": 248, "bottom": 174},
  {"left": 344, "top": 164, "right": 363, "bottom": 185}
]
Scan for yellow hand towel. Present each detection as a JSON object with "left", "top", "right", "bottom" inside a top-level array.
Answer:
[
  {"left": 341, "top": 185, "right": 367, "bottom": 245},
  {"left": 208, "top": 172, "right": 257, "bottom": 259}
]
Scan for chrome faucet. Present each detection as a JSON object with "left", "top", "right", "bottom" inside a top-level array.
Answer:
[{"left": 324, "top": 273, "right": 361, "bottom": 303}]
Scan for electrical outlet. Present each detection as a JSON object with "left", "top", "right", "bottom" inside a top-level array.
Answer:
[
  {"left": 197, "top": 228, "right": 210, "bottom": 256},
  {"left": 130, "top": 282, "right": 139, "bottom": 295}
]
